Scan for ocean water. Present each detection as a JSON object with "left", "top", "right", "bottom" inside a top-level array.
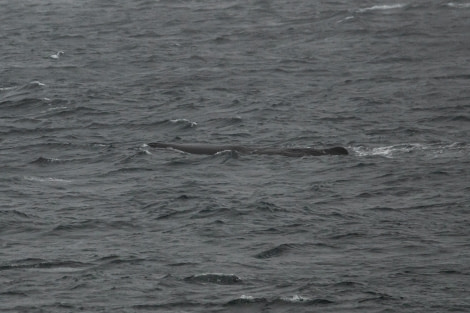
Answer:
[{"left": 1, "top": 1, "right": 469, "bottom": 312}]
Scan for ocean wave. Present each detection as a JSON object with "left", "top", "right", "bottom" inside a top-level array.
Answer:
[
  {"left": 280, "top": 295, "right": 332, "bottom": 304},
  {"left": 49, "top": 220, "right": 136, "bottom": 234},
  {"left": 0, "top": 209, "right": 31, "bottom": 219},
  {"left": 0, "top": 81, "right": 49, "bottom": 112},
  {"left": 226, "top": 294, "right": 333, "bottom": 306},
  {"left": 0, "top": 86, "right": 17, "bottom": 92},
  {"left": 21, "top": 81, "right": 46, "bottom": 89},
  {"left": 226, "top": 295, "right": 267, "bottom": 305},
  {"left": 1, "top": 1, "right": 469, "bottom": 311},
  {"left": 0, "top": 259, "right": 90, "bottom": 272},
  {"left": 39, "top": 106, "right": 68, "bottom": 115},
  {"left": 357, "top": 4, "right": 406, "bottom": 13},
  {"left": 169, "top": 118, "right": 198, "bottom": 128},
  {"left": 23, "top": 176, "right": 72, "bottom": 183},
  {"left": 1, "top": 82, "right": 45, "bottom": 98},
  {"left": 213, "top": 149, "right": 241, "bottom": 160},
  {"left": 30, "top": 156, "right": 63, "bottom": 165},
  {"left": 254, "top": 243, "right": 294, "bottom": 259},
  {"left": 353, "top": 143, "right": 425, "bottom": 158},
  {"left": 446, "top": 2, "right": 470, "bottom": 8},
  {"left": 184, "top": 273, "right": 242, "bottom": 285},
  {"left": 352, "top": 142, "right": 467, "bottom": 158}
]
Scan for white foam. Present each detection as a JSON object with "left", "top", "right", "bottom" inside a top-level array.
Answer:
[
  {"left": 35, "top": 267, "right": 84, "bottom": 273},
  {"left": 357, "top": 4, "right": 405, "bottom": 13},
  {"left": 353, "top": 143, "right": 426, "bottom": 158},
  {"left": 446, "top": 2, "right": 470, "bottom": 8},
  {"left": 281, "top": 295, "right": 310, "bottom": 302},
  {"left": 352, "top": 142, "right": 469, "bottom": 158},
  {"left": 40, "top": 106, "right": 68, "bottom": 114},
  {"left": 168, "top": 147, "right": 187, "bottom": 154},
  {"left": 214, "top": 149, "right": 235, "bottom": 155},
  {"left": 49, "top": 51, "right": 64, "bottom": 59},
  {"left": 0, "top": 86, "right": 17, "bottom": 91},
  {"left": 42, "top": 157, "right": 61, "bottom": 163},
  {"left": 337, "top": 16, "right": 355, "bottom": 23},
  {"left": 169, "top": 118, "right": 198, "bottom": 127},
  {"left": 24, "top": 176, "right": 72, "bottom": 183},
  {"left": 192, "top": 272, "right": 238, "bottom": 277},
  {"left": 29, "top": 81, "right": 46, "bottom": 87}
]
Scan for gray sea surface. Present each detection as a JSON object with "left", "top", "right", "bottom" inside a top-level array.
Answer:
[{"left": 1, "top": 0, "right": 469, "bottom": 312}]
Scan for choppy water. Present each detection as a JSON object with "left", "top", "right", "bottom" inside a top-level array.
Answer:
[{"left": 1, "top": 1, "right": 469, "bottom": 312}]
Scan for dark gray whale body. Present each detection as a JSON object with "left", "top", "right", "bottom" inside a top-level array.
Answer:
[{"left": 148, "top": 142, "right": 348, "bottom": 157}]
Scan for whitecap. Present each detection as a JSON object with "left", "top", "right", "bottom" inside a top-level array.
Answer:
[
  {"left": 136, "top": 145, "right": 152, "bottom": 155},
  {"left": 35, "top": 267, "right": 85, "bottom": 273},
  {"left": 226, "top": 295, "right": 267, "bottom": 305},
  {"left": 281, "top": 295, "right": 310, "bottom": 302},
  {"left": 446, "top": 2, "right": 470, "bottom": 8},
  {"left": 40, "top": 106, "right": 68, "bottom": 114},
  {"left": 337, "top": 16, "right": 355, "bottom": 23},
  {"left": 0, "top": 86, "right": 17, "bottom": 92},
  {"left": 29, "top": 81, "right": 46, "bottom": 87},
  {"left": 169, "top": 118, "right": 198, "bottom": 127},
  {"left": 49, "top": 51, "right": 64, "bottom": 59},
  {"left": 353, "top": 143, "right": 425, "bottom": 158},
  {"left": 24, "top": 176, "right": 72, "bottom": 183},
  {"left": 214, "top": 149, "right": 235, "bottom": 155},
  {"left": 357, "top": 4, "right": 405, "bottom": 13},
  {"left": 354, "top": 142, "right": 468, "bottom": 158},
  {"left": 31, "top": 157, "right": 62, "bottom": 165},
  {"left": 139, "top": 146, "right": 152, "bottom": 155}
]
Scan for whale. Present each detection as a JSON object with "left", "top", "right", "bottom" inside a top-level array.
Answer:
[{"left": 147, "top": 142, "right": 348, "bottom": 157}]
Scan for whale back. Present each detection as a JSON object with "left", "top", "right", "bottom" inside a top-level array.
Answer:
[
  {"left": 323, "top": 147, "right": 349, "bottom": 155},
  {"left": 148, "top": 142, "right": 248, "bottom": 154},
  {"left": 148, "top": 142, "right": 348, "bottom": 156}
]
